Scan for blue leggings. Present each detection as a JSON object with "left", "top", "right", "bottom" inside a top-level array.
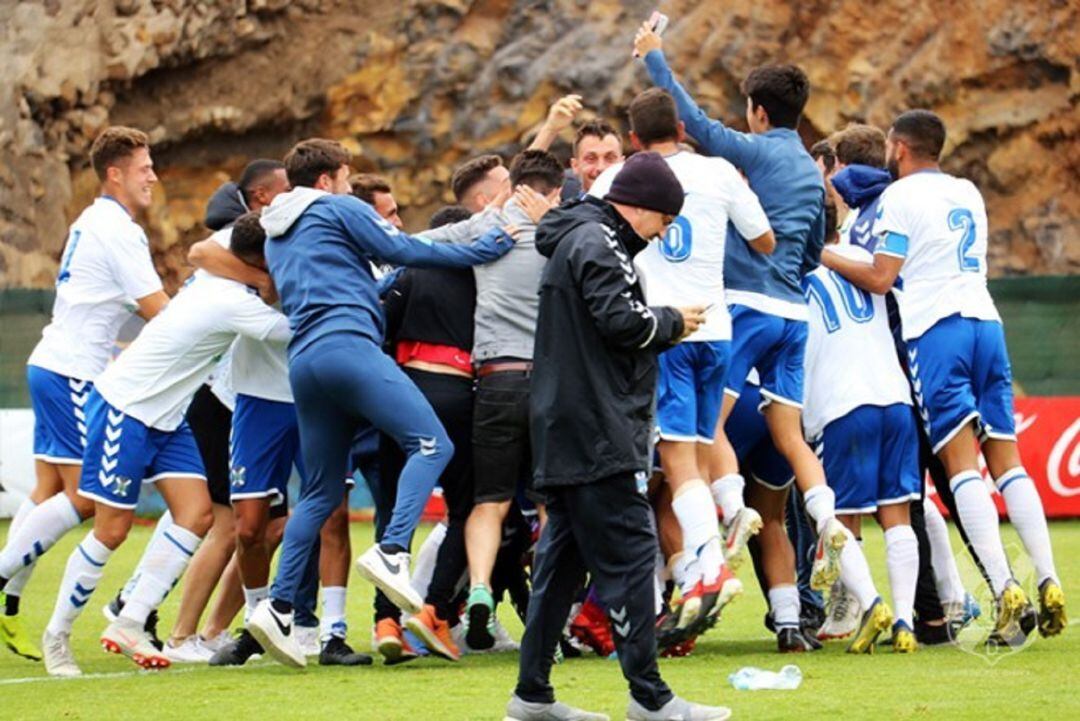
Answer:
[{"left": 270, "top": 333, "right": 453, "bottom": 606}]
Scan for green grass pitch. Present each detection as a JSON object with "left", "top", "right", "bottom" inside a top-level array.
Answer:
[{"left": 2, "top": 519, "right": 1077, "bottom": 720}]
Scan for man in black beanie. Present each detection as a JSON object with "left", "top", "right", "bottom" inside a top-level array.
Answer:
[{"left": 504, "top": 152, "right": 728, "bottom": 721}]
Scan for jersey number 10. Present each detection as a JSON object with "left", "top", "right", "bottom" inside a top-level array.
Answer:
[{"left": 804, "top": 270, "right": 874, "bottom": 334}]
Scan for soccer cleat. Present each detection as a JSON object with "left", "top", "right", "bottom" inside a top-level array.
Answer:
[
  {"left": 355, "top": 545, "right": 423, "bottom": 615},
  {"left": 1, "top": 612, "right": 43, "bottom": 661},
  {"left": 943, "top": 591, "right": 981, "bottom": 631},
  {"left": 817, "top": 581, "right": 860, "bottom": 640},
  {"left": 914, "top": 620, "right": 953, "bottom": 646},
  {"left": 691, "top": 566, "right": 743, "bottom": 636},
  {"left": 503, "top": 695, "right": 610, "bottom": 721},
  {"left": 1037, "top": 578, "right": 1067, "bottom": 638},
  {"left": 102, "top": 593, "right": 164, "bottom": 651},
  {"left": 296, "top": 625, "right": 320, "bottom": 657},
  {"left": 319, "top": 636, "right": 373, "bottom": 666},
  {"left": 246, "top": 600, "right": 307, "bottom": 668},
  {"left": 626, "top": 695, "right": 732, "bottom": 721},
  {"left": 42, "top": 629, "right": 81, "bottom": 677},
  {"left": 723, "top": 507, "right": 762, "bottom": 569},
  {"left": 405, "top": 604, "right": 461, "bottom": 661},
  {"left": 846, "top": 597, "right": 893, "bottom": 654},
  {"left": 891, "top": 620, "right": 918, "bottom": 653},
  {"left": 102, "top": 592, "right": 123, "bottom": 623},
  {"left": 101, "top": 619, "right": 171, "bottom": 670},
  {"left": 209, "top": 629, "right": 263, "bottom": 666},
  {"left": 660, "top": 635, "right": 697, "bottom": 658},
  {"left": 464, "top": 584, "right": 497, "bottom": 651},
  {"left": 569, "top": 600, "right": 616, "bottom": 658},
  {"left": 986, "top": 580, "right": 1030, "bottom": 648},
  {"left": 163, "top": 635, "right": 214, "bottom": 663},
  {"left": 800, "top": 603, "right": 827, "bottom": 638},
  {"left": 810, "top": 518, "right": 847, "bottom": 591},
  {"left": 777, "top": 626, "right": 822, "bottom": 653},
  {"left": 373, "top": 617, "right": 418, "bottom": 665}
]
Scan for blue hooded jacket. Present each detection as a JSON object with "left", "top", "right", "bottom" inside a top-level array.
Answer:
[{"left": 831, "top": 164, "right": 891, "bottom": 252}]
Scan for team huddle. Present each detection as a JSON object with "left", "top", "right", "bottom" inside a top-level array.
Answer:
[{"left": 0, "top": 20, "right": 1068, "bottom": 721}]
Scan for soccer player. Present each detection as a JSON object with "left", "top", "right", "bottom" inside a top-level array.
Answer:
[
  {"left": 804, "top": 237, "right": 922, "bottom": 653},
  {"left": 0, "top": 127, "right": 168, "bottom": 661},
  {"left": 589, "top": 88, "right": 774, "bottom": 634},
  {"left": 246, "top": 138, "right": 515, "bottom": 668},
  {"left": 41, "top": 212, "right": 290, "bottom": 676},
  {"left": 822, "top": 109, "right": 1066, "bottom": 642},
  {"left": 636, "top": 24, "right": 864, "bottom": 596}
]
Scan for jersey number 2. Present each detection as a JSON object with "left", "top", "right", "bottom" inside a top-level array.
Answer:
[{"left": 949, "top": 208, "right": 979, "bottom": 273}]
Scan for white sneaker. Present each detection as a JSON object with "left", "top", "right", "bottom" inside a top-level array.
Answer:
[
  {"left": 817, "top": 581, "right": 861, "bottom": 640},
  {"left": 200, "top": 630, "right": 233, "bottom": 655},
  {"left": 43, "top": 629, "right": 82, "bottom": 677},
  {"left": 164, "top": 634, "right": 214, "bottom": 663},
  {"left": 723, "top": 507, "right": 763, "bottom": 569},
  {"left": 246, "top": 600, "right": 306, "bottom": 668},
  {"left": 627, "top": 695, "right": 731, "bottom": 721},
  {"left": 355, "top": 545, "right": 423, "bottom": 614},
  {"left": 810, "top": 517, "right": 848, "bottom": 591},
  {"left": 101, "top": 619, "right": 170, "bottom": 670},
  {"left": 295, "top": 625, "right": 320, "bottom": 657}
]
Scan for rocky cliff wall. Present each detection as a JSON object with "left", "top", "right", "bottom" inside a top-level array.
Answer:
[{"left": 0, "top": 0, "right": 1075, "bottom": 290}]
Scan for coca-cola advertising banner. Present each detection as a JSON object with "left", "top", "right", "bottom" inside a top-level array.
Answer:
[{"left": 928, "top": 397, "right": 1080, "bottom": 518}]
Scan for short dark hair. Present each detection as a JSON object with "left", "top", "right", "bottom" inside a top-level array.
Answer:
[
  {"left": 628, "top": 88, "right": 680, "bottom": 146},
  {"left": 509, "top": 149, "right": 564, "bottom": 195},
  {"left": 834, "top": 124, "right": 887, "bottom": 168},
  {"left": 810, "top": 140, "right": 836, "bottom": 174},
  {"left": 90, "top": 126, "right": 150, "bottom": 181},
  {"left": 238, "top": 159, "right": 285, "bottom": 204},
  {"left": 429, "top": 205, "right": 472, "bottom": 230},
  {"left": 229, "top": 211, "right": 267, "bottom": 265},
  {"left": 450, "top": 155, "right": 502, "bottom": 202},
  {"left": 284, "top": 138, "right": 351, "bottom": 188},
  {"left": 891, "top": 110, "right": 946, "bottom": 161},
  {"left": 824, "top": 199, "right": 839, "bottom": 244},
  {"left": 742, "top": 65, "right": 810, "bottom": 129},
  {"left": 349, "top": 173, "right": 392, "bottom": 205},
  {"left": 573, "top": 119, "right": 621, "bottom": 157}
]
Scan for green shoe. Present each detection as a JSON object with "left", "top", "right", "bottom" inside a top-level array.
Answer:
[
  {"left": 464, "top": 584, "right": 495, "bottom": 651},
  {"left": 1, "top": 607, "right": 43, "bottom": 661}
]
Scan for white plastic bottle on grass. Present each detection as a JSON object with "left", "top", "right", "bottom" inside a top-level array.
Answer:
[{"left": 728, "top": 664, "right": 802, "bottom": 690}]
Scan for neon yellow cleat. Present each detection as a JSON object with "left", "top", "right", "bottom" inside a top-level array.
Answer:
[
  {"left": 991, "top": 580, "right": 1030, "bottom": 645},
  {"left": 846, "top": 597, "right": 893, "bottom": 654},
  {"left": 1, "top": 611, "right": 43, "bottom": 661},
  {"left": 891, "top": 621, "right": 918, "bottom": 654},
  {"left": 1038, "top": 579, "right": 1067, "bottom": 638}
]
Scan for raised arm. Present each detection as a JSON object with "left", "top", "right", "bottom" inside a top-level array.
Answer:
[{"left": 528, "top": 95, "right": 583, "bottom": 152}]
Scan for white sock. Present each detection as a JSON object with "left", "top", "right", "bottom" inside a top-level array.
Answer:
[
  {"left": 884, "top": 525, "right": 919, "bottom": 627},
  {"left": 121, "top": 510, "right": 173, "bottom": 603},
  {"left": 0, "top": 493, "right": 82, "bottom": 580},
  {"left": 710, "top": 474, "right": 746, "bottom": 524},
  {"left": 410, "top": 521, "right": 445, "bottom": 599},
  {"left": 803, "top": 485, "right": 836, "bottom": 533},
  {"left": 838, "top": 527, "right": 879, "bottom": 610},
  {"left": 3, "top": 498, "right": 38, "bottom": 598},
  {"left": 668, "top": 552, "right": 701, "bottom": 596},
  {"left": 995, "top": 467, "right": 1058, "bottom": 585},
  {"left": 949, "top": 471, "right": 1012, "bottom": 595},
  {"left": 320, "top": 586, "right": 348, "bottom": 642},
  {"left": 922, "top": 497, "right": 965, "bottom": 604},
  {"left": 768, "top": 584, "right": 801, "bottom": 629},
  {"left": 243, "top": 585, "right": 269, "bottom": 624},
  {"left": 47, "top": 532, "right": 113, "bottom": 636},
  {"left": 671, "top": 481, "right": 723, "bottom": 584},
  {"left": 119, "top": 524, "right": 201, "bottom": 626}
]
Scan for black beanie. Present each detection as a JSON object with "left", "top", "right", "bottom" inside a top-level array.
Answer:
[{"left": 604, "top": 151, "right": 684, "bottom": 216}]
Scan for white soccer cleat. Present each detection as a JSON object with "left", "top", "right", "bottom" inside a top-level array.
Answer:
[
  {"left": 355, "top": 545, "right": 423, "bottom": 615},
  {"left": 295, "top": 625, "right": 320, "bottom": 657},
  {"left": 163, "top": 634, "right": 215, "bottom": 663},
  {"left": 723, "top": 507, "right": 762, "bottom": 569},
  {"left": 101, "top": 619, "right": 171, "bottom": 670},
  {"left": 43, "top": 629, "right": 82, "bottom": 677},
  {"left": 246, "top": 600, "right": 307, "bottom": 669},
  {"left": 817, "top": 581, "right": 861, "bottom": 640},
  {"left": 811, "top": 517, "right": 848, "bottom": 591}
]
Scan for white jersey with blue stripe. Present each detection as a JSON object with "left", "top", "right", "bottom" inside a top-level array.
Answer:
[{"left": 873, "top": 170, "right": 1000, "bottom": 340}]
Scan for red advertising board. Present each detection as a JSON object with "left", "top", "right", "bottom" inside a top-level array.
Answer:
[{"left": 928, "top": 397, "right": 1080, "bottom": 518}]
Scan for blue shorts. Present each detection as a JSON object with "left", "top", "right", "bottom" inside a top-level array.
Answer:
[
  {"left": 724, "top": 305, "right": 808, "bottom": 408},
  {"left": 906, "top": 315, "right": 1015, "bottom": 454},
  {"left": 78, "top": 390, "right": 206, "bottom": 510},
  {"left": 656, "top": 340, "right": 730, "bottom": 443},
  {"left": 820, "top": 403, "right": 921, "bottom": 514},
  {"left": 725, "top": 383, "right": 794, "bottom": 490},
  {"left": 230, "top": 394, "right": 303, "bottom": 506},
  {"left": 27, "top": 365, "right": 92, "bottom": 464}
]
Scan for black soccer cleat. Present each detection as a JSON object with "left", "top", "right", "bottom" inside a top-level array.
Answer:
[
  {"left": 914, "top": 620, "right": 953, "bottom": 646},
  {"left": 319, "top": 636, "right": 373, "bottom": 667},
  {"left": 777, "top": 626, "right": 822, "bottom": 653},
  {"left": 209, "top": 629, "right": 263, "bottom": 667}
]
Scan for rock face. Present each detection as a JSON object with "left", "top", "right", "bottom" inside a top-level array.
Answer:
[{"left": 1, "top": 0, "right": 1075, "bottom": 289}]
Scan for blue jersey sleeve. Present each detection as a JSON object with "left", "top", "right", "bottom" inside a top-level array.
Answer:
[{"left": 876, "top": 231, "right": 909, "bottom": 259}]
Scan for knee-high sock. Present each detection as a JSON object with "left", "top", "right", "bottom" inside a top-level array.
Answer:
[
  {"left": 320, "top": 586, "right": 348, "bottom": 642},
  {"left": 3, "top": 498, "right": 37, "bottom": 598},
  {"left": 710, "top": 473, "right": 746, "bottom": 525},
  {"left": 922, "top": 497, "right": 965, "bottom": 604},
  {"left": 949, "top": 471, "right": 1011, "bottom": 595},
  {"left": 768, "top": 584, "right": 801, "bottom": 630},
  {"left": 839, "top": 527, "right": 879, "bottom": 610},
  {"left": 671, "top": 481, "right": 723, "bottom": 584},
  {"left": 120, "top": 510, "right": 174, "bottom": 603},
  {"left": 410, "top": 521, "right": 446, "bottom": 599},
  {"left": 119, "top": 524, "right": 201, "bottom": 626},
  {"left": 803, "top": 485, "right": 836, "bottom": 533},
  {"left": 995, "top": 467, "right": 1058, "bottom": 585},
  {"left": 884, "top": 525, "right": 919, "bottom": 627},
  {"left": 0, "top": 493, "right": 82, "bottom": 580},
  {"left": 668, "top": 551, "right": 701, "bottom": 597},
  {"left": 46, "top": 532, "right": 113, "bottom": 636}
]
